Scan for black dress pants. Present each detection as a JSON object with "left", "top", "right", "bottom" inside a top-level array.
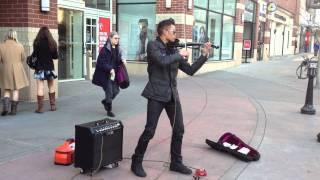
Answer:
[
  {"left": 102, "top": 79, "right": 119, "bottom": 103},
  {"left": 133, "top": 98, "right": 185, "bottom": 163}
]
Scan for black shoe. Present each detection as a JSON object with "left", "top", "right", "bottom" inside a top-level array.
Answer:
[
  {"left": 101, "top": 100, "right": 108, "bottom": 111},
  {"left": 169, "top": 162, "right": 192, "bottom": 175},
  {"left": 131, "top": 159, "right": 146, "bottom": 177},
  {"left": 107, "top": 111, "right": 115, "bottom": 117}
]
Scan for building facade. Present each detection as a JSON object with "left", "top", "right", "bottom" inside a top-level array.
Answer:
[
  {"left": 0, "top": 0, "right": 58, "bottom": 101},
  {"left": 0, "top": 0, "right": 306, "bottom": 101},
  {"left": 299, "top": 0, "right": 320, "bottom": 53}
]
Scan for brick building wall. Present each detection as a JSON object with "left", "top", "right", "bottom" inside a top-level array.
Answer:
[
  {"left": 0, "top": 0, "right": 57, "bottom": 29},
  {"left": 156, "top": 0, "right": 193, "bottom": 40},
  {"left": 264, "top": 20, "right": 271, "bottom": 44},
  {"left": 157, "top": 0, "right": 192, "bottom": 15},
  {"left": 0, "top": 0, "right": 58, "bottom": 101},
  {"left": 234, "top": 0, "right": 244, "bottom": 43},
  {"left": 271, "top": 0, "right": 300, "bottom": 26},
  {"left": 271, "top": 0, "right": 298, "bottom": 15}
]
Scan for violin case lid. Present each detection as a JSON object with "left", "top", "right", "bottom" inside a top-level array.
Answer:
[{"left": 206, "top": 132, "right": 260, "bottom": 162}]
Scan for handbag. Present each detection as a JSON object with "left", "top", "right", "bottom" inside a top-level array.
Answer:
[
  {"left": 115, "top": 63, "right": 130, "bottom": 89},
  {"left": 26, "top": 53, "right": 37, "bottom": 69}
]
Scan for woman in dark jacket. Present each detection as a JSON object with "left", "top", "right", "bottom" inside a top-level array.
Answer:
[
  {"left": 92, "top": 31, "right": 126, "bottom": 117},
  {"left": 33, "top": 26, "right": 58, "bottom": 113}
]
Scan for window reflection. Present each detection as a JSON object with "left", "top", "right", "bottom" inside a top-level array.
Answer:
[
  {"left": 209, "top": 0, "right": 222, "bottom": 13},
  {"left": 85, "top": 17, "right": 98, "bottom": 67},
  {"left": 84, "top": 0, "right": 110, "bottom": 10},
  {"left": 193, "top": 0, "right": 236, "bottom": 61},
  {"left": 221, "top": 16, "right": 234, "bottom": 60},
  {"left": 208, "top": 12, "right": 222, "bottom": 60},
  {"left": 58, "top": 8, "right": 84, "bottom": 80},
  {"left": 118, "top": 3, "right": 156, "bottom": 61},
  {"left": 224, "top": 0, "right": 236, "bottom": 16}
]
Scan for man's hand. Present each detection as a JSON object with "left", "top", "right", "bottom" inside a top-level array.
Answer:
[
  {"left": 122, "top": 59, "right": 127, "bottom": 64},
  {"left": 179, "top": 49, "right": 189, "bottom": 60},
  {"left": 201, "top": 42, "right": 212, "bottom": 57}
]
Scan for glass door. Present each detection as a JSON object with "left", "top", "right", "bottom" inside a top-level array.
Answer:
[
  {"left": 84, "top": 16, "right": 98, "bottom": 67},
  {"left": 58, "top": 8, "right": 84, "bottom": 80}
]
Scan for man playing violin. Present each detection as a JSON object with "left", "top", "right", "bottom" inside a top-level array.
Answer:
[{"left": 131, "top": 18, "right": 212, "bottom": 177}]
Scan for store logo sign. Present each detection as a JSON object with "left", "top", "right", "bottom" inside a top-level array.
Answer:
[
  {"left": 243, "top": 40, "right": 251, "bottom": 50},
  {"left": 99, "top": 17, "right": 110, "bottom": 51}
]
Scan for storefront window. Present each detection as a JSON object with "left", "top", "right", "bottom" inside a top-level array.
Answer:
[
  {"left": 84, "top": 0, "right": 110, "bottom": 10},
  {"left": 194, "top": 0, "right": 208, "bottom": 8},
  {"left": 84, "top": 0, "right": 96, "bottom": 8},
  {"left": 224, "top": 0, "right": 236, "bottom": 16},
  {"left": 118, "top": 2, "right": 156, "bottom": 61},
  {"left": 243, "top": 0, "right": 256, "bottom": 58},
  {"left": 98, "top": 0, "right": 110, "bottom": 10},
  {"left": 221, "top": 16, "right": 234, "bottom": 59},
  {"left": 209, "top": 0, "right": 222, "bottom": 13},
  {"left": 244, "top": 0, "right": 255, "bottom": 22},
  {"left": 193, "top": 0, "right": 236, "bottom": 61},
  {"left": 207, "top": 12, "right": 222, "bottom": 60},
  {"left": 193, "top": 9, "right": 207, "bottom": 59}
]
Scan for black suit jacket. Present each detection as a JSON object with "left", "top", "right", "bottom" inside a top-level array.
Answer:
[{"left": 142, "top": 37, "right": 208, "bottom": 102}]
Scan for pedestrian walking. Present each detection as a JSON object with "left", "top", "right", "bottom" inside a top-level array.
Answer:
[
  {"left": 130, "top": 18, "right": 212, "bottom": 177},
  {"left": 32, "top": 26, "right": 58, "bottom": 113},
  {"left": 313, "top": 39, "right": 320, "bottom": 57},
  {"left": 92, "top": 31, "right": 126, "bottom": 117},
  {"left": 0, "top": 29, "right": 29, "bottom": 116}
]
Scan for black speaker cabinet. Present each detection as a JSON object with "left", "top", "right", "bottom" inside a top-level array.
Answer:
[{"left": 74, "top": 118, "right": 123, "bottom": 173}]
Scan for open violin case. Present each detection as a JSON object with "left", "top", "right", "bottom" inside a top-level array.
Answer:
[{"left": 206, "top": 132, "right": 260, "bottom": 162}]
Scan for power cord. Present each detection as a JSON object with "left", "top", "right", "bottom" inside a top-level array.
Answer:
[
  {"left": 90, "top": 135, "right": 104, "bottom": 176},
  {"left": 122, "top": 157, "right": 197, "bottom": 170}
]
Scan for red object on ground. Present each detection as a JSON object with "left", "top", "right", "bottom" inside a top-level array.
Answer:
[
  {"left": 54, "top": 139, "right": 75, "bottom": 165},
  {"left": 195, "top": 168, "right": 207, "bottom": 177}
]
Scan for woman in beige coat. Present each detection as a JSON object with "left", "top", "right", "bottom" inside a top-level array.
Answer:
[{"left": 0, "top": 29, "right": 29, "bottom": 116}]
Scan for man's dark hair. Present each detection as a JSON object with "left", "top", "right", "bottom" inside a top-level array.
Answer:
[{"left": 157, "top": 18, "right": 175, "bottom": 36}]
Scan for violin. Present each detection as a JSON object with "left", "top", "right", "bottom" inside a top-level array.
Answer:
[{"left": 167, "top": 39, "right": 219, "bottom": 49}]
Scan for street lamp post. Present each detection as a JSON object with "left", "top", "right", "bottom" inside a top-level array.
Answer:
[{"left": 301, "top": 58, "right": 318, "bottom": 115}]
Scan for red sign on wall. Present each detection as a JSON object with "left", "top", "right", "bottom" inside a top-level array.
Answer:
[
  {"left": 99, "top": 17, "right": 110, "bottom": 51},
  {"left": 243, "top": 40, "right": 252, "bottom": 50}
]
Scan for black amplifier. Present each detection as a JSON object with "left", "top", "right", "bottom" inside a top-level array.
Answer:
[{"left": 74, "top": 118, "right": 123, "bottom": 173}]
